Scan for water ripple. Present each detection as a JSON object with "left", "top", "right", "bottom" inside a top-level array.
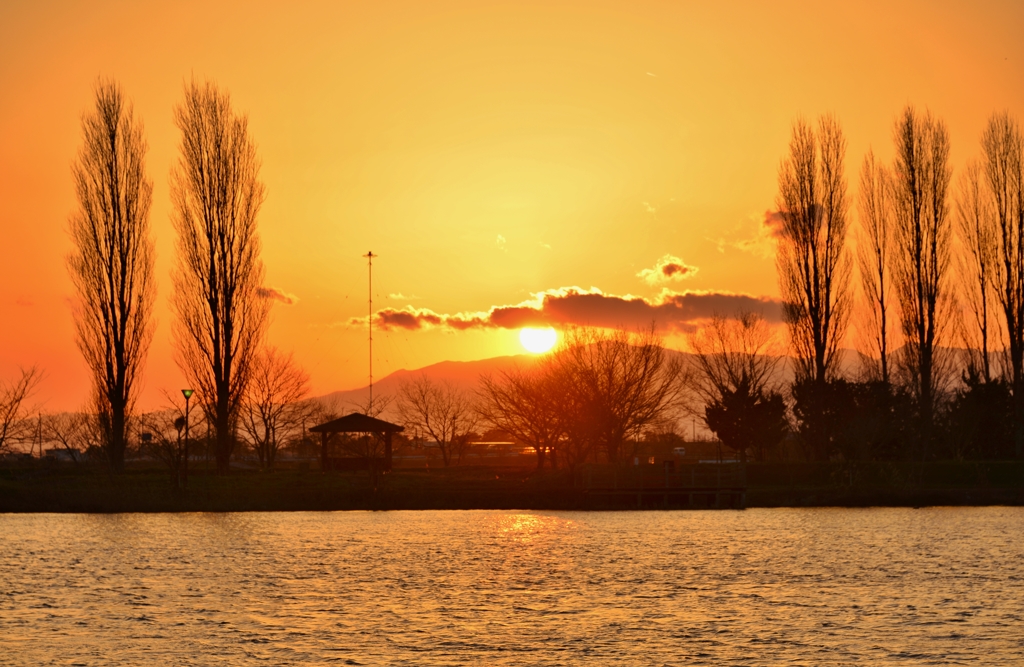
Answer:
[{"left": 1, "top": 508, "right": 1022, "bottom": 665}]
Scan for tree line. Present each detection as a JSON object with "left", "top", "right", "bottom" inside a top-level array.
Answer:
[
  {"left": 2, "top": 83, "right": 1022, "bottom": 473},
  {"left": 770, "top": 107, "right": 1024, "bottom": 463},
  {"left": 458, "top": 106, "right": 1024, "bottom": 467}
]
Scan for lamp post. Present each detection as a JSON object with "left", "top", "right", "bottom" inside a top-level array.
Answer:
[{"left": 181, "top": 389, "right": 194, "bottom": 486}]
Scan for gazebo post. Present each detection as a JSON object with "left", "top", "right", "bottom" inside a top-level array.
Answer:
[
  {"left": 320, "top": 431, "right": 328, "bottom": 472},
  {"left": 385, "top": 432, "right": 393, "bottom": 472}
]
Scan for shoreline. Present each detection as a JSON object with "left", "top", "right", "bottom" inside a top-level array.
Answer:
[{"left": 2, "top": 462, "right": 1022, "bottom": 512}]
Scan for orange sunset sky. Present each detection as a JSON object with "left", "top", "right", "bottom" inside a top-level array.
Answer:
[{"left": 2, "top": 0, "right": 1023, "bottom": 411}]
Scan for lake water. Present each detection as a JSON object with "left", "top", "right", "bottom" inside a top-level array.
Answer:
[{"left": 1, "top": 508, "right": 1022, "bottom": 665}]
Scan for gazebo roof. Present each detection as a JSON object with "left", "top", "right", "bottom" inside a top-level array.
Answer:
[{"left": 309, "top": 412, "right": 405, "bottom": 434}]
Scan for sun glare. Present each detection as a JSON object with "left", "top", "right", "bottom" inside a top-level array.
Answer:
[{"left": 519, "top": 327, "right": 557, "bottom": 354}]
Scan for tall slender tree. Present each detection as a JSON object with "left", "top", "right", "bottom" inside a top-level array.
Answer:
[
  {"left": 954, "top": 160, "right": 998, "bottom": 383},
  {"left": 983, "top": 111, "right": 1024, "bottom": 457},
  {"left": 857, "top": 150, "right": 894, "bottom": 384},
  {"left": 171, "top": 80, "right": 268, "bottom": 474},
  {"left": 776, "top": 114, "right": 852, "bottom": 385},
  {"left": 67, "top": 80, "right": 155, "bottom": 472},
  {"left": 890, "top": 106, "right": 954, "bottom": 455}
]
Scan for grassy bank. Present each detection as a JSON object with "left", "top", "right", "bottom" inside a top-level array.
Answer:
[{"left": 1, "top": 461, "right": 1022, "bottom": 512}]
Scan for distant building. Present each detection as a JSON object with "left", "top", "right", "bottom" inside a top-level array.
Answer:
[{"left": 44, "top": 448, "right": 80, "bottom": 463}]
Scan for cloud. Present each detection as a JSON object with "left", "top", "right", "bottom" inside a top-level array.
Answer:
[
  {"left": 350, "top": 286, "right": 783, "bottom": 333},
  {"left": 375, "top": 307, "right": 443, "bottom": 330},
  {"left": 646, "top": 72, "right": 657, "bottom": 77},
  {"left": 716, "top": 210, "right": 788, "bottom": 258},
  {"left": 761, "top": 210, "right": 786, "bottom": 239},
  {"left": 388, "top": 293, "right": 418, "bottom": 300},
  {"left": 637, "top": 254, "right": 698, "bottom": 285},
  {"left": 496, "top": 234, "right": 507, "bottom": 251},
  {"left": 643, "top": 201, "right": 657, "bottom": 213},
  {"left": 257, "top": 286, "right": 298, "bottom": 305}
]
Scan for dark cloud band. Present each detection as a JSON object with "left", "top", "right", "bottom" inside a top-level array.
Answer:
[
  {"left": 352, "top": 287, "right": 783, "bottom": 332},
  {"left": 257, "top": 286, "right": 298, "bottom": 305}
]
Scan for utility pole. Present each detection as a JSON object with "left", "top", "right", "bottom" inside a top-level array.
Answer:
[{"left": 363, "top": 251, "right": 376, "bottom": 414}]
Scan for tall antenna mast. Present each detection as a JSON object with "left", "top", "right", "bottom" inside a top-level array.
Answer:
[{"left": 363, "top": 251, "right": 376, "bottom": 413}]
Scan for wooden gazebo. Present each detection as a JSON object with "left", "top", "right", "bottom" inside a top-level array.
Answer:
[{"left": 310, "top": 413, "right": 405, "bottom": 472}]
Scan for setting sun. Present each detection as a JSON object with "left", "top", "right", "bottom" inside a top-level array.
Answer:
[{"left": 519, "top": 327, "right": 557, "bottom": 354}]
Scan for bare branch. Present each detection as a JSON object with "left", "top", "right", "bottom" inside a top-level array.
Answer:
[{"left": 0, "top": 367, "right": 43, "bottom": 454}]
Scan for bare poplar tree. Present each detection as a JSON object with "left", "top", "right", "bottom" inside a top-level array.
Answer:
[
  {"left": 776, "top": 114, "right": 851, "bottom": 384},
  {"left": 983, "top": 111, "right": 1024, "bottom": 457},
  {"left": 890, "top": 106, "right": 954, "bottom": 452},
  {"left": 67, "top": 80, "right": 155, "bottom": 472},
  {"left": 0, "top": 367, "right": 42, "bottom": 454},
  {"left": 955, "top": 160, "right": 999, "bottom": 383},
  {"left": 857, "top": 150, "right": 894, "bottom": 383},
  {"left": 239, "top": 347, "right": 311, "bottom": 470},
  {"left": 171, "top": 80, "right": 269, "bottom": 473},
  {"left": 398, "top": 375, "right": 477, "bottom": 466}
]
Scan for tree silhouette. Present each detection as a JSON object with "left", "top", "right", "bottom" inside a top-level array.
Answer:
[
  {"left": 954, "top": 160, "right": 999, "bottom": 383},
  {"left": 982, "top": 112, "right": 1024, "bottom": 458},
  {"left": 555, "top": 326, "right": 684, "bottom": 464},
  {"left": 0, "top": 367, "right": 42, "bottom": 454},
  {"left": 705, "top": 376, "right": 786, "bottom": 463},
  {"left": 688, "top": 313, "right": 786, "bottom": 461},
  {"left": 890, "top": 106, "right": 954, "bottom": 456},
  {"left": 856, "top": 150, "right": 894, "bottom": 384},
  {"left": 239, "top": 347, "right": 311, "bottom": 470},
  {"left": 67, "top": 79, "right": 155, "bottom": 472},
  {"left": 776, "top": 114, "right": 851, "bottom": 386},
  {"left": 398, "top": 375, "right": 477, "bottom": 467},
  {"left": 478, "top": 362, "right": 560, "bottom": 470},
  {"left": 171, "top": 79, "right": 268, "bottom": 474}
]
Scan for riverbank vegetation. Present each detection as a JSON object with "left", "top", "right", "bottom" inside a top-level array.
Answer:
[{"left": 1, "top": 459, "right": 1021, "bottom": 512}]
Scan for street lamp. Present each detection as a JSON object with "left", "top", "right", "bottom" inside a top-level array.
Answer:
[{"left": 181, "top": 389, "right": 194, "bottom": 486}]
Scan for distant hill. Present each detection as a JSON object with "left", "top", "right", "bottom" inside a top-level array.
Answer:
[
  {"left": 312, "top": 354, "right": 538, "bottom": 419},
  {"left": 311, "top": 347, "right": 875, "bottom": 421}
]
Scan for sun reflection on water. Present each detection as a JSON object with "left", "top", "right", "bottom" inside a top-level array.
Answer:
[{"left": 494, "top": 513, "right": 575, "bottom": 544}]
